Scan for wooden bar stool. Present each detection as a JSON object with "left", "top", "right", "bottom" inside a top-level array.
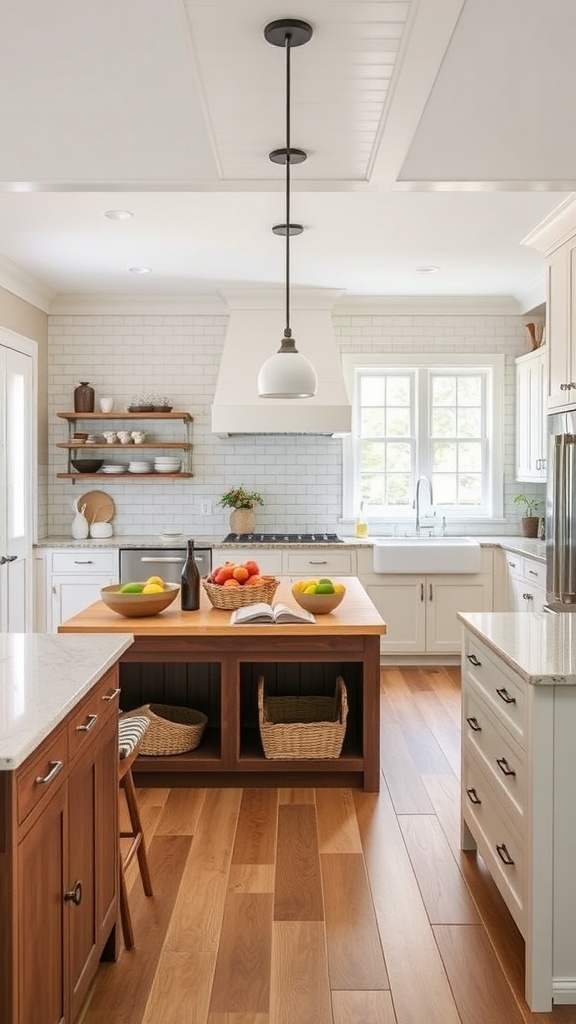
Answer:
[{"left": 118, "top": 715, "right": 153, "bottom": 949}]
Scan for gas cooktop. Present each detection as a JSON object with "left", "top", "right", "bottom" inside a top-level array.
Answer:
[{"left": 222, "top": 532, "right": 344, "bottom": 544}]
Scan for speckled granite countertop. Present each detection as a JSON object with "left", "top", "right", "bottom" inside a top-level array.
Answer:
[
  {"left": 0, "top": 633, "right": 133, "bottom": 769},
  {"left": 34, "top": 534, "right": 546, "bottom": 559},
  {"left": 458, "top": 611, "right": 576, "bottom": 685}
]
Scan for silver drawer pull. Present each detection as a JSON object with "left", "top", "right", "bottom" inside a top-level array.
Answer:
[
  {"left": 35, "top": 760, "right": 64, "bottom": 785},
  {"left": 496, "top": 757, "right": 516, "bottom": 777},
  {"left": 102, "top": 688, "right": 121, "bottom": 702},
  {"left": 495, "top": 687, "right": 516, "bottom": 705},
  {"left": 528, "top": 569, "right": 538, "bottom": 577},
  {"left": 73, "top": 560, "right": 94, "bottom": 565},
  {"left": 466, "top": 787, "right": 481, "bottom": 805},
  {"left": 140, "top": 556, "right": 183, "bottom": 563},
  {"left": 496, "top": 843, "right": 514, "bottom": 866},
  {"left": 76, "top": 713, "right": 98, "bottom": 732},
  {"left": 308, "top": 560, "right": 328, "bottom": 565},
  {"left": 467, "top": 653, "right": 481, "bottom": 667},
  {"left": 466, "top": 716, "right": 482, "bottom": 732}
]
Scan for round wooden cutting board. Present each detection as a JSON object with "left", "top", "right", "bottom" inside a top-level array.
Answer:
[{"left": 78, "top": 490, "right": 115, "bottom": 524}]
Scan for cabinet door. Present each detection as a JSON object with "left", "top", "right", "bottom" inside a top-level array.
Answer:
[
  {"left": 51, "top": 574, "right": 117, "bottom": 632},
  {"left": 364, "top": 577, "right": 426, "bottom": 655},
  {"left": 516, "top": 351, "right": 547, "bottom": 481},
  {"left": 67, "top": 713, "right": 117, "bottom": 1021},
  {"left": 18, "top": 785, "right": 68, "bottom": 1024},
  {"left": 547, "top": 244, "right": 573, "bottom": 409},
  {"left": 426, "top": 577, "right": 492, "bottom": 654}
]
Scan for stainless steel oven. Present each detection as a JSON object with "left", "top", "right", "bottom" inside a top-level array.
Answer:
[{"left": 119, "top": 546, "right": 212, "bottom": 585}]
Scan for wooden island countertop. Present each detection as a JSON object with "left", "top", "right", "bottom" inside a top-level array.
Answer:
[{"left": 59, "top": 577, "right": 385, "bottom": 791}]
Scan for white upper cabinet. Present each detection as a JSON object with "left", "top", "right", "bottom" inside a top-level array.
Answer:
[{"left": 515, "top": 347, "right": 547, "bottom": 481}]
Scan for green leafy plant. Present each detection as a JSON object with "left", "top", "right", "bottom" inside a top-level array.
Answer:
[
  {"left": 217, "top": 485, "right": 264, "bottom": 510},
  {"left": 513, "top": 493, "right": 542, "bottom": 517}
]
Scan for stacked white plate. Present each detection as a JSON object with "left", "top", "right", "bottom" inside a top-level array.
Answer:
[
  {"left": 101, "top": 464, "right": 127, "bottom": 474},
  {"left": 128, "top": 460, "right": 152, "bottom": 474},
  {"left": 154, "top": 457, "right": 181, "bottom": 474}
]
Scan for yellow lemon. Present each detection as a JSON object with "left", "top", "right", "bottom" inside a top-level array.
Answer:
[
  {"left": 333, "top": 583, "right": 346, "bottom": 595},
  {"left": 303, "top": 584, "right": 318, "bottom": 594},
  {"left": 145, "top": 575, "right": 164, "bottom": 587},
  {"left": 292, "top": 580, "right": 307, "bottom": 593},
  {"left": 142, "top": 583, "right": 164, "bottom": 594}
]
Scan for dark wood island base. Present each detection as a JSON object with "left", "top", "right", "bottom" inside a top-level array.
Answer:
[{"left": 59, "top": 577, "right": 385, "bottom": 792}]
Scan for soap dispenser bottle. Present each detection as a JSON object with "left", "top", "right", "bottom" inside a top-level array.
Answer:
[{"left": 355, "top": 501, "right": 369, "bottom": 538}]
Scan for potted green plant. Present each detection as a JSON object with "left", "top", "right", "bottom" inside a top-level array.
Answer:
[
  {"left": 513, "top": 493, "right": 543, "bottom": 538},
  {"left": 217, "top": 485, "right": 264, "bottom": 533}
]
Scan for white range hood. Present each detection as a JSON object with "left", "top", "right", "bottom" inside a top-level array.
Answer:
[{"left": 211, "top": 290, "right": 351, "bottom": 437}]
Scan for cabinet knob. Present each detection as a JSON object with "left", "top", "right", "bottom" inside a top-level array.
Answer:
[
  {"left": 64, "top": 881, "right": 83, "bottom": 906},
  {"left": 523, "top": 592, "right": 534, "bottom": 601}
]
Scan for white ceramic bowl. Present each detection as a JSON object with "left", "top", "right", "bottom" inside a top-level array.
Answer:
[{"left": 90, "top": 522, "right": 114, "bottom": 538}]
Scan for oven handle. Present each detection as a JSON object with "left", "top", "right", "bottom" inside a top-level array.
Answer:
[{"left": 139, "top": 556, "right": 185, "bottom": 563}]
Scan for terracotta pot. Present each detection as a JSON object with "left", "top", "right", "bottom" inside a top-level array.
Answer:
[
  {"left": 230, "top": 508, "right": 256, "bottom": 534},
  {"left": 521, "top": 516, "right": 540, "bottom": 539}
]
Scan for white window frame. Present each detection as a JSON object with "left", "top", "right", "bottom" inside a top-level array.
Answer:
[{"left": 342, "top": 353, "right": 504, "bottom": 524}]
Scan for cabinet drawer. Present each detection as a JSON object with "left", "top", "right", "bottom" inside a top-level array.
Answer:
[
  {"left": 463, "top": 686, "right": 526, "bottom": 826},
  {"left": 17, "top": 727, "right": 68, "bottom": 825},
  {"left": 521, "top": 556, "right": 546, "bottom": 589},
  {"left": 215, "top": 548, "right": 283, "bottom": 575},
  {"left": 285, "top": 550, "right": 353, "bottom": 576},
  {"left": 462, "top": 751, "right": 526, "bottom": 933},
  {"left": 463, "top": 635, "right": 526, "bottom": 744},
  {"left": 52, "top": 550, "right": 118, "bottom": 574},
  {"left": 68, "top": 669, "right": 120, "bottom": 760}
]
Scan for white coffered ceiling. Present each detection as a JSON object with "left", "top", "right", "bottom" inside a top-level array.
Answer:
[{"left": 0, "top": 0, "right": 573, "bottom": 309}]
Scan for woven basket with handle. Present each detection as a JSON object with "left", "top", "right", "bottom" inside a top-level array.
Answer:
[
  {"left": 258, "top": 676, "right": 348, "bottom": 759},
  {"left": 121, "top": 703, "right": 207, "bottom": 755},
  {"left": 202, "top": 576, "right": 279, "bottom": 610}
]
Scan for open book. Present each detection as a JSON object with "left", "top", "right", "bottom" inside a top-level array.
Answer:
[{"left": 230, "top": 602, "right": 315, "bottom": 625}]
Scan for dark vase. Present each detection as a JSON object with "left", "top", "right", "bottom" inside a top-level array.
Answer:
[
  {"left": 74, "top": 382, "right": 95, "bottom": 412},
  {"left": 181, "top": 539, "right": 200, "bottom": 611}
]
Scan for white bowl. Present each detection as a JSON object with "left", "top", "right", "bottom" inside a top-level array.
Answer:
[
  {"left": 90, "top": 522, "right": 114, "bottom": 538},
  {"left": 155, "top": 465, "right": 181, "bottom": 473},
  {"left": 101, "top": 466, "right": 127, "bottom": 474}
]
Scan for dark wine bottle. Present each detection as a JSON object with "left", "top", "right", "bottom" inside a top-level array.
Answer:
[{"left": 180, "top": 539, "right": 200, "bottom": 611}]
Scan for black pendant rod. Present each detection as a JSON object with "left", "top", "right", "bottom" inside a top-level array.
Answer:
[{"left": 284, "top": 32, "right": 292, "bottom": 338}]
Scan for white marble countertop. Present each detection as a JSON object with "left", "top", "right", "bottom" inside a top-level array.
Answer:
[
  {"left": 0, "top": 633, "right": 133, "bottom": 769},
  {"left": 458, "top": 611, "right": 576, "bottom": 685}
]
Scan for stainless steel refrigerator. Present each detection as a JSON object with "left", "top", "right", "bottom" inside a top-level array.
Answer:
[{"left": 546, "top": 410, "right": 576, "bottom": 610}]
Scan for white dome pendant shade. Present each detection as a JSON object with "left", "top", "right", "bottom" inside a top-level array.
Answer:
[
  {"left": 258, "top": 18, "right": 317, "bottom": 400},
  {"left": 258, "top": 329, "right": 317, "bottom": 398}
]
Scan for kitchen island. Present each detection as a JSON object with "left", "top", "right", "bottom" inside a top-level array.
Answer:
[{"left": 59, "top": 576, "right": 385, "bottom": 791}]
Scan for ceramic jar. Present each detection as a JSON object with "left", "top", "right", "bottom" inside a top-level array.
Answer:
[{"left": 73, "top": 382, "right": 95, "bottom": 413}]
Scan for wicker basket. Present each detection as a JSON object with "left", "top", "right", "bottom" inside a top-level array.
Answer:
[
  {"left": 122, "top": 703, "right": 207, "bottom": 755},
  {"left": 258, "top": 676, "right": 348, "bottom": 760},
  {"left": 202, "top": 576, "right": 279, "bottom": 610}
]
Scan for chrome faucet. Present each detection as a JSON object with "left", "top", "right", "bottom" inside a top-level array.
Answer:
[{"left": 414, "top": 475, "right": 434, "bottom": 535}]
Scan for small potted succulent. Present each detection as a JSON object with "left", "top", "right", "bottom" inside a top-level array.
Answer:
[
  {"left": 217, "top": 485, "right": 264, "bottom": 533},
  {"left": 513, "top": 493, "right": 543, "bottom": 538}
]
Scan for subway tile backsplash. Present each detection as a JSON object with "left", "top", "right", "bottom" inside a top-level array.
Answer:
[{"left": 44, "top": 311, "right": 541, "bottom": 539}]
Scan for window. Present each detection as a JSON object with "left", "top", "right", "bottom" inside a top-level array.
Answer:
[{"left": 342, "top": 354, "right": 504, "bottom": 522}]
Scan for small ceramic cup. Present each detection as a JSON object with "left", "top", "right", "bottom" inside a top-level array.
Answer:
[
  {"left": 99, "top": 396, "right": 114, "bottom": 413},
  {"left": 117, "top": 431, "right": 132, "bottom": 444},
  {"left": 131, "top": 431, "right": 146, "bottom": 444},
  {"left": 103, "top": 431, "right": 117, "bottom": 444}
]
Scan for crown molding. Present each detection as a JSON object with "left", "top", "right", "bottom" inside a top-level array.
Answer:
[
  {"left": 49, "top": 293, "right": 228, "bottom": 315},
  {"left": 0, "top": 255, "right": 55, "bottom": 312},
  {"left": 522, "top": 193, "right": 576, "bottom": 255},
  {"left": 332, "top": 295, "right": 523, "bottom": 316}
]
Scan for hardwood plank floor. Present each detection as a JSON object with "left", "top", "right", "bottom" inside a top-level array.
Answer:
[{"left": 81, "top": 666, "right": 576, "bottom": 1024}]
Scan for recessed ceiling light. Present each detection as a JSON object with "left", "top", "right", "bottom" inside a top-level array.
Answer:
[
  {"left": 127, "top": 266, "right": 152, "bottom": 274},
  {"left": 415, "top": 265, "right": 440, "bottom": 274},
  {"left": 103, "top": 209, "right": 134, "bottom": 220}
]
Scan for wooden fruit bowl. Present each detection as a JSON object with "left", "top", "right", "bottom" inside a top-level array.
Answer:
[
  {"left": 100, "top": 583, "right": 179, "bottom": 617},
  {"left": 291, "top": 585, "right": 345, "bottom": 615}
]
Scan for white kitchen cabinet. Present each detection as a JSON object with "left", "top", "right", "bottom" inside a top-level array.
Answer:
[
  {"left": 213, "top": 546, "right": 355, "bottom": 579},
  {"left": 460, "top": 623, "right": 576, "bottom": 1010},
  {"left": 503, "top": 551, "right": 546, "bottom": 612},
  {"left": 213, "top": 547, "right": 284, "bottom": 576},
  {"left": 546, "top": 240, "right": 576, "bottom": 410},
  {"left": 357, "top": 547, "right": 493, "bottom": 657},
  {"left": 42, "top": 549, "right": 119, "bottom": 632},
  {"left": 515, "top": 347, "right": 547, "bottom": 481}
]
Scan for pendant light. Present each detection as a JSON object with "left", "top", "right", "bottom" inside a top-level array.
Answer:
[{"left": 258, "top": 18, "right": 317, "bottom": 399}]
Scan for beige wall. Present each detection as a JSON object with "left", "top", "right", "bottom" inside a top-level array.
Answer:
[{"left": 0, "top": 286, "right": 48, "bottom": 461}]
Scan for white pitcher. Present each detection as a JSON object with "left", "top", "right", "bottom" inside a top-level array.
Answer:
[{"left": 71, "top": 508, "right": 89, "bottom": 540}]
